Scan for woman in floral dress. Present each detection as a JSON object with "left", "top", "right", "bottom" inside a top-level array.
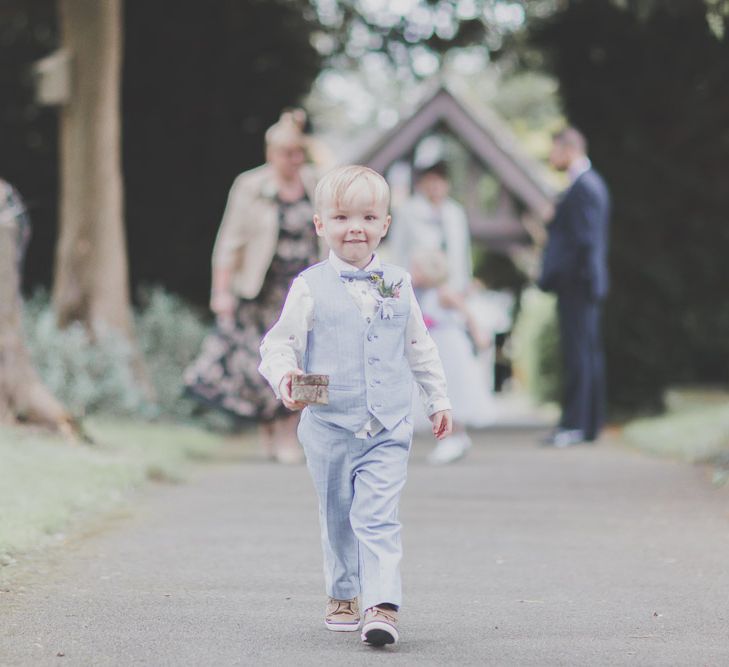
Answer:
[{"left": 184, "top": 113, "right": 319, "bottom": 463}]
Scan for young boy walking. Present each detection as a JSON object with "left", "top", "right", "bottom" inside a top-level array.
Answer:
[{"left": 259, "top": 165, "right": 452, "bottom": 647}]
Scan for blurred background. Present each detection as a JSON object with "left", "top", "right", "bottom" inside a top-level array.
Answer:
[{"left": 2, "top": 0, "right": 729, "bottom": 427}]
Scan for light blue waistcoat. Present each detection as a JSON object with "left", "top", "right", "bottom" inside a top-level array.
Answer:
[{"left": 301, "top": 260, "right": 413, "bottom": 432}]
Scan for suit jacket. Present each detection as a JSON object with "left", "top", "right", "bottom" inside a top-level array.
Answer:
[
  {"left": 211, "top": 164, "right": 319, "bottom": 299},
  {"left": 539, "top": 168, "right": 610, "bottom": 301}
]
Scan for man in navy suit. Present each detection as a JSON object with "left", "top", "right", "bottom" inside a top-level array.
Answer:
[{"left": 538, "top": 127, "right": 610, "bottom": 447}]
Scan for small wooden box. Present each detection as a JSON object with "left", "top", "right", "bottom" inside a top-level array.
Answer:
[{"left": 291, "top": 374, "right": 329, "bottom": 405}]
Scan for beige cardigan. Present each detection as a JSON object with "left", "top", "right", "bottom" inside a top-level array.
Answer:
[{"left": 211, "top": 164, "right": 319, "bottom": 299}]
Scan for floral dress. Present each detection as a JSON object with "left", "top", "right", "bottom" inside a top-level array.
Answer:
[{"left": 184, "top": 196, "right": 318, "bottom": 422}]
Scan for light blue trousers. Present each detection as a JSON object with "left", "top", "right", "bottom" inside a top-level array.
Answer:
[{"left": 297, "top": 409, "right": 412, "bottom": 611}]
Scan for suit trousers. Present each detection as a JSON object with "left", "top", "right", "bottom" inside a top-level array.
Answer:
[
  {"left": 297, "top": 408, "right": 412, "bottom": 611},
  {"left": 557, "top": 291, "right": 606, "bottom": 440}
]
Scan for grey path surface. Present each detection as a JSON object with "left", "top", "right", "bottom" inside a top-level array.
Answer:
[{"left": 2, "top": 429, "right": 729, "bottom": 666}]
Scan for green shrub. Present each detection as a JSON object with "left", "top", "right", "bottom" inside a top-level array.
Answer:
[
  {"left": 23, "top": 291, "right": 147, "bottom": 417},
  {"left": 22, "top": 287, "right": 209, "bottom": 420},
  {"left": 135, "top": 286, "right": 209, "bottom": 419},
  {"left": 511, "top": 287, "right": 562, "bottom": 404}
]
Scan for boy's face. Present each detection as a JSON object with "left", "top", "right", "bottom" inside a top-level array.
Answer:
[{"left": 314, "top": 184, "right": 391, "bottom": 269}]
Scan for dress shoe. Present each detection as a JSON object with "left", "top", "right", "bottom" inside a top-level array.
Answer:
[
  {"left": 427, "top": 432, "right": 471, "bottom": 464},
  {"left": 540, "top": 428, "right": 585, "bottom": 448}
]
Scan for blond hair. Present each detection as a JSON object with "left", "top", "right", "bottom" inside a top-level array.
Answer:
[
  {"left": 264, "top": 111, "right": 306, "bottom": 149},
  {"left": 314, "top": 165, "right": 390, "bottom": 213}
]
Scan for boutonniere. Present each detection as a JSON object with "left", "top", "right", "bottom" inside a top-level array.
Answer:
[
  {"left": 369, "top": 275, "right": 403, "bottom": 299},
  {"left": 369, "top": 275, "right": 403, "bottom": 319}
]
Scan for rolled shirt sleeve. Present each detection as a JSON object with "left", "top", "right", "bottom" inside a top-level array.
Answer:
[{"left": 404, "top": 279, "right": 452, "bottom": 416}]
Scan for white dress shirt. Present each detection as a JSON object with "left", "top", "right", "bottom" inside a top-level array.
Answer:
[
  {"left": 259, "top": 251, "right": 451, "bottom": 437},
  {"left": 568, "top": 156, "right": 592, "bottom": 184},
  {"left": 390, "top": 193, "right": 473, "bottom": 293}
]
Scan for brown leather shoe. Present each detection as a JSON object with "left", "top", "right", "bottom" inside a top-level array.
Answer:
[
  {"left": 361, "top": 605, "right": 399, "bottom": 646},
  {"left": 325, "top": 597, "right": 360, "bottom": 632}
]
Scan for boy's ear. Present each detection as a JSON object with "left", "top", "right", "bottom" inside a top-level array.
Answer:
[
  {"left": 313, "top": 213, "right": 325, "bottom": 237},
  {"left": 383, "top": 214, "right": 392, "bottom": 235}
]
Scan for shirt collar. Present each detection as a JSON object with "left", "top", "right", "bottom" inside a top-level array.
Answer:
[
  {"left": 568, "top": 156, "right": 591, "bottom": 184},
  {"left": 328, "top": 250, "right": 381, "bottom": 275}
]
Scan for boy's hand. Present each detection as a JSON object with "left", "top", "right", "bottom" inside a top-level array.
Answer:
[
  {"left": 279, "top": 369, "right": 307, "bottom": 411},
  {"left": 430, "top": 410, "right": 453, "bottom": 440}
]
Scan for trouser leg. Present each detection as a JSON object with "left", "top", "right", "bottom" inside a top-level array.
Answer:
[
  {"left": 558, "top": 295, "right": 591, "bottom": 433},
  {"left": 558, "top": 294, "right": 604, "bottom": 437},
  {"left": 586, "top": 304, "right": 605, "bottom": 440},
  {"left": 349, "top": 418, "right": 412, "bottom": 611},
  {"left": 297, "top": 410, "right": 359, "bottom": 600}
]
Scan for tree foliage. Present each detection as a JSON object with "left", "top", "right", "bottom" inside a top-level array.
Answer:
[
  {"left": 123, "top": 0, "right": 322, "bottom": 304},
  {"left": 0, "top": 0, "right": 322, "bottom": 305},
  {"left": 308, "top": 0, "right": 729, "bottom": 74},
  {"left": 0, "top": 1, "right": 58, "bottom": 291},
  {"left": 531, "top": 0, "right": 729, "bottom": 412}
]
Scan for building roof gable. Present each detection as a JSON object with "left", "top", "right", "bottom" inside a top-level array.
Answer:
[{"left": 357, "top": 85, "right": 555, "bottom": 220}]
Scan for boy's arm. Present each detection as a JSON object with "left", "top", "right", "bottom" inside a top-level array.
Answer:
[
  {"left": 404, "top": 278, "right": 452, "bottom": 417},
  {"left": 258, "top": 276, "right": 313, "bottom": 398}
]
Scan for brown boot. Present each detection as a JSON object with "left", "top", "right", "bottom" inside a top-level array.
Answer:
[
  {"left": 325, "top": 597, "right": 360, "bottom": 632},
  {"left": 361, "top": 605, "right": 399, "bottom": 646}
]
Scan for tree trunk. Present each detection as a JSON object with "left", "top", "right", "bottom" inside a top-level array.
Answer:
[
  {"left": 0, "top": 218, "right": 75, "bottom": 433},
  {"left": 53, "top": 0, "right": 132, "bottom": 338},
  {"left": 52, "top": 0, "right": 153, "bottom": 399}
]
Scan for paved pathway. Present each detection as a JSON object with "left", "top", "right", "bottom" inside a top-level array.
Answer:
[{"left": 2, "top": 429, "right": 729, "bottom": 666}]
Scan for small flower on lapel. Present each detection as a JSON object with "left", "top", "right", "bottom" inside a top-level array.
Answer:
[
  {"left": 369, "top": 275, "right": 403, "bottom": 299},
  {"left": 369, "top": 275, "right": 403, "bottom": 320}
]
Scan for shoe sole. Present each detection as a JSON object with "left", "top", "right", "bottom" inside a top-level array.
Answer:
[
  {"left": 362, "top": 622, "right": 398, "bottom": 646},
  {"left": 324, "top": 620, "right": 360, "bottom": 632}
]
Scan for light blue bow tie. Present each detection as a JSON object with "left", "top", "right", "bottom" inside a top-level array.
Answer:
[{"left": 340, "top": 269, "right": 384, "bottom": 281}]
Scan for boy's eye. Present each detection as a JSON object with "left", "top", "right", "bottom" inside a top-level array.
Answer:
[
  {"left": 365, "top": 215, "right": 377, "bottom": 221},
  {"left": 333, "top": 214, "right": 347, "bottom": 220}
]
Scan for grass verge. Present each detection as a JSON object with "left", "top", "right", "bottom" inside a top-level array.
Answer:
[
  {"left": 0, "top": 418, "right": 224, "bottom": 565},
  {"left": 622, "top": 389, "right": 729, "bottom": 485}
]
